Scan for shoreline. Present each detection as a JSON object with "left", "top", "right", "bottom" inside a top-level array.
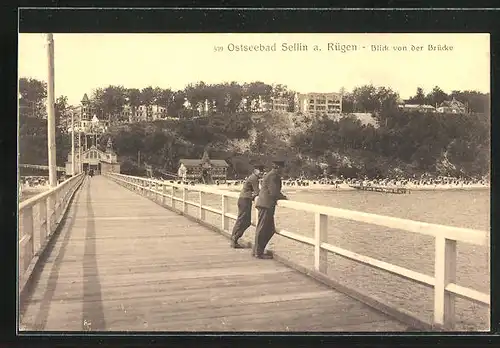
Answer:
[{"left": 214, "top": 183, "right": 489, "bottom": 193}]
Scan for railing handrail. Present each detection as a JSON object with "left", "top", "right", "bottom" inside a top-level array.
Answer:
[
  {"left": 18, "top": 172, "right": 85, "bottom": 298},
  {"left": 19, "top": 174, "right": 84, "bottom": 210},
  {"left": 19, "top": 163, "right": 66, "bottom": 172},
  {"left": 107, "top": 173, "right": 488, "bottom": 247}
]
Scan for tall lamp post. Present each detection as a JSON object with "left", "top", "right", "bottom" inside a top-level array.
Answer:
[
  {"left": 71, "top": 109, "right": 75, "bottom": 176},
  {"left": 46, "top": 33, "right": 57, "bottom": 187},
  {"left": 78, "top": 127, "right": 82, "bottom": 173}
]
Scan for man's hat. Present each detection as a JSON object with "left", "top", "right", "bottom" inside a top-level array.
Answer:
[{"left": 250, "top": 160, "right": 265, "bottom": 170}]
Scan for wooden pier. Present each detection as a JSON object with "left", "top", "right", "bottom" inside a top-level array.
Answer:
[
  {"left": 350, "top": 185, "right": 410, "bottom": 194},
  {"left": 18, "top": 172, "right": 490, "bottom": 332}
]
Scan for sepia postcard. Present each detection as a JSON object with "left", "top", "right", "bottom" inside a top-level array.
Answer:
[{"left": 18, "top": 32, "right": 490, "bottom": 333}]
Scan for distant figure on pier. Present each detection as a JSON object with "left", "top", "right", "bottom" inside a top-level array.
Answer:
[
  {"left": 177, "top": 163, "right": 187, "bottom": 182},
  {"left": 253, "top": 159, "right": 288, "bottom": 259},
  {"left": 230, "top": 163, "right": 266, "bottom": 249}
]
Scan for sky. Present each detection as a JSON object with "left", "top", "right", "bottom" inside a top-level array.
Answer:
[{"left": 18, "top": 33, "right": 490, "bottom": 106}]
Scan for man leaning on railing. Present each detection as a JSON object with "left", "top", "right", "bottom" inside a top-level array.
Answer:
[
  {"left": 253, "top": 159, "right": 288, "bottom": 259},
  {"left": 230, "top": 162, "right": 266, "bottom": 249}
]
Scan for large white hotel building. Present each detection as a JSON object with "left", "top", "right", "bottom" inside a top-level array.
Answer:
[{"left": 295, "top": 92, "right": 343, "bottom": 116}]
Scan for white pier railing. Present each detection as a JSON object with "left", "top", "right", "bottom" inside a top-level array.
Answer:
[
  {"left": 18, "top": 173, "right": 85, "bottom": 294},
  {"left": 105, "top": 172, "right": 490, "bottom": 330}
]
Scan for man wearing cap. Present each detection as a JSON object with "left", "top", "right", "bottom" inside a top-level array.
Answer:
[
  {"left": 230, "top": 163, "right": 266, "bottom": 248},
  {"left": 253, "top": 159, "right": 288, "bottom": 259}
]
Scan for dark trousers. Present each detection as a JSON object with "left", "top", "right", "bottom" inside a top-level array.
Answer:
[
  {"left": 253, "top": 206, "right": 276, "bottom": 256},
  {"left": 231, "top": 197, "right": 253, "bottom": 241}
]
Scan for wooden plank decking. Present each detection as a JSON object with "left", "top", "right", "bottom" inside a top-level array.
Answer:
[{"left": 20, "top": 176, "right": 409, "bottom": 332}]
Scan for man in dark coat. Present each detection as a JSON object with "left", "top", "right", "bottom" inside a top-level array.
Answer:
[
  {"left": 230, "top": 163, "right": 265, "bottom": 248},
  {"left": 253, "top": 160, "right": 287, "bottom": 259}
]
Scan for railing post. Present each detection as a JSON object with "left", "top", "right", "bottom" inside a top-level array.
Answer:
[
  {"left": 162, "top": 184, "right": 167, "bottom": 206},
  {"left": 55, "top": 189, "right": 62, "bottom": 223},
  {"left": 199, "top": 191, "right": 205, "bottom": 220},
  {"left": 182, "top": 186, "right": 187, "bottom": 213},
  {"left": 171, "top": 186, "right": 175, "bottom": 208},
  {"left": 434, "top": 236, "right": 457, "bottom": 330},
  {"left": 46, "top": 195, "right": 55, "bottom": 235},
  {"left": 221, "top": 194, "right": 229, "bottom": 231},
  {"left": 314, "top": 213, "right": 328, "bottom": 274},
  {"left": 21, "top": 207, "right": 34, "bottom": 272},
  {"left": 39, "top": 199, "right": 48, "bottom": 250}
]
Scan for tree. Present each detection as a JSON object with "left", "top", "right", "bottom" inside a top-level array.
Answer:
[
  {"left": 426, "top": 86, "right": 449, "bottom": 107},
  {"left": 140, "top": 86, "right": 155, "bottom": 106},
  {"left": 19, "top": 77, "right": 47, "bottom": 119},
  {"left": 226, "top": 82, "right": 244, "bottom": 113},
  {"left": 184, "top": 82, "right": 208, "bottom": 117},
  {"left": 126, "top": 88, "right": 141, "bottom": 122},
  {"left": 140, "top": 86, "right": 156, "bottom": 121},
  {"left": 407, "top": 87, "right": 426, "bottom": 105},
  {"left": 244, "top": 81, "right": 273, "bottom": 110},
  {"left": 376, "top": 87, "right": 400, "bottom": 113},
  {"left": 352, "top": 84, "right": 379, "bottom": 113},
  {"left": 154, "top": 87, "right": 175, "bottom": 116},
  {"left": 168, "top": 90, "right": 187, "bottom": 117},
  {"left": 339, "top": 87, "right": 354, "bottom": 113},
  {"left": 55, "top": 95, "right": 68, "bottom": 129},
  {"left": 91, "top": 85, "right": 127, "bottom": 122}
]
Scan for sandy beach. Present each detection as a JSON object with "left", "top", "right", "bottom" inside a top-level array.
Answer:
[
  {"left": 19, "top": 186, "right": 49, "bottom": 202},
  {"left": 215, "top": 182, "right": 489, "bottom": 193}
]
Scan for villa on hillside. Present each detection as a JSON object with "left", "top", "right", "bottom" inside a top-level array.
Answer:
[
  {"left": 65, "top": 94, "right": 110, "bottom": 133},
  {"left": 436, "top": 97, "right": 468, "bottom": 114},
  {"left": 398, "top": 104, "right": 437, "bottom": 113},
  {"left": 296, "top": 92, "right": 343, "bottom": 116},
  {"left": 121, "top": 104, "right": 167, "bottom": 122}
]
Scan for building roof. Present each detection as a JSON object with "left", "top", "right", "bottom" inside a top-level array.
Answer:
[
  {"left": 179, "top": 159, "right": 229, "bottom": 167},
  {"left": 438, "top": 97, "right": 466, "bottom": 108},
  {"left": 298, "top": 92, "right": 341, "bottom": 96},
  {"left": 399, "top": 104, "right": 420, "bottom": 108},
  {"left": 68, "top": 145, "right": 117, "bottom": 164},
  {"left": 399, "top": 104, "right": 436, "bottom": 109},
  {"left": 81, "top": 93, "right": 90, "bottom": 104}
]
